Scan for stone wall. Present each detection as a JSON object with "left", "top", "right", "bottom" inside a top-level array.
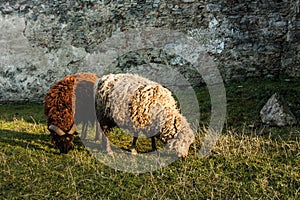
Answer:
[{"left": 0, "top": 0, "right": 299, "bottom": 102}]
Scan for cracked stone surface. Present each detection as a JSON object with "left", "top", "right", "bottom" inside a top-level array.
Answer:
[
  {"left": 0, "top": 14, "right": 87, "bottom": 102},
  {"left": 0, "top": 1, "right": 299, "bottom": 102}
]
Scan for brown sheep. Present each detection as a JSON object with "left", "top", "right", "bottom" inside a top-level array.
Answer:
[{"left": 44, "top": 72, "right": 111, "bottom": 154}]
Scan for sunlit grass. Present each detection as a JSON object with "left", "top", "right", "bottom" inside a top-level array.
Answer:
[{"left": 0, "top": 77, "right": 299, "bottom": 199}]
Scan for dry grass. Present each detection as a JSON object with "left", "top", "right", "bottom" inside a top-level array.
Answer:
[{"left": 0, "top": 77, "right": 300, "bottom": 199}]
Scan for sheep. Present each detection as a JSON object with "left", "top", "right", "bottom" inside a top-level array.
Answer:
[
  {"left": 44, "top": 72, "right": 112, "bottom": 154},
  {"left": 95, "top": 73, "right": 195, "bottom": 157}
]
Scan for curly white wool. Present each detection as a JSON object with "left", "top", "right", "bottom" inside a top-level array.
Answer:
[{"left": 95, "top": 73, "right": 195, "bottom": 157}]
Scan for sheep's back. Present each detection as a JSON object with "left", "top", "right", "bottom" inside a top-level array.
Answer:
[
  {"left": 95, "top": 73, "right": 182, "bottom": 139},
  {"left": 44, "top": 75, "right": 76, "bottom": 132},
  {"left": 44, "top": 72, "right": 99, "bottom": 131}
]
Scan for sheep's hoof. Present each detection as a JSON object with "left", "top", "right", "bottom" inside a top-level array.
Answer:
[
  {"left": 179, "top": 152, "right": 188, "bottom": 158},
  {"left": 105, "top": 146, "right": 114, "bottom": 156},
  {"left": 107, "top": 150, "right": 114, "bottom": 157},
  {"left": 131, "top": 148, "right": 137, "bottom": 155}
]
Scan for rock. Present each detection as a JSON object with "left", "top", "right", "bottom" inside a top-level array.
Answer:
[{"left": 260, "top": 93, "right": 297, "bottom": 126}]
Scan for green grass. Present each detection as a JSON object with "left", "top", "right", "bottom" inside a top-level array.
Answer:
[{"left": 0, "top": 77, "right": 300, "bottom": 199}]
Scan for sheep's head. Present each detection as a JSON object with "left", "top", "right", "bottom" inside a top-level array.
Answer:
[
  {"left": 48, "top": 124, "right": 78, "bottom": 154},
  {"left": 165, "top": 125, "right": 195, "bottom": 157}
]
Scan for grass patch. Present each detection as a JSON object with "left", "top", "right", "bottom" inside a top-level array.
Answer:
[{"left": 0, "top": 77, "right": 299, "bottom": 199}]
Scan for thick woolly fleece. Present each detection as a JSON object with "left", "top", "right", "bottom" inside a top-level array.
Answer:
[
  {"left": 95, "top": 73, "right": 195, "bottom": 157},
  {"left": 44, "top": 75, "right": 76, "bottom": 133},
  {"left": 44, "top": 72, "right": 111, "bottom": 154}
]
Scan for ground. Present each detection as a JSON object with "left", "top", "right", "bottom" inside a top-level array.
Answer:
[{"left": 0, "top": 77, "right": 299, "bottom": 199}]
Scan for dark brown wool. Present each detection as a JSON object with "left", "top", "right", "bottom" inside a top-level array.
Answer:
[
  {"left": 44, "top": 72, "right": 111, "bottom": 154},
  {"left": 44, "top": 75, "right": 76, "bottom": 133}
]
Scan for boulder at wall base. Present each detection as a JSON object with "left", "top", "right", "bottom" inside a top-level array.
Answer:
[{"left": 260, "top": 93, "right": 297, "bottom": 127}]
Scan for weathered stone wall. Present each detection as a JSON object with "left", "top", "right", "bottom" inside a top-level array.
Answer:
[{"left": 0, "top": 0, "right": 299, "bottom": 102}]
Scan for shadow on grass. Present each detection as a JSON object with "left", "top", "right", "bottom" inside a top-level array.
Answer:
[
  {"left": 0, "top": 103, "right": 46, "bottom": 124},
  {"left": 0, "top": 129, "right": 54, "bottom": 153},
  {"left": 0, "top": 129, "right": 90, "bottom": 156}
]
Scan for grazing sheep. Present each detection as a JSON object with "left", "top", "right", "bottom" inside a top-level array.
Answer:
[
  {"left": 95, "top": 73, "right": 195, "bottom": 157},
  {"left": 44, "top": 72, "right": 111, "bottom": 154}
]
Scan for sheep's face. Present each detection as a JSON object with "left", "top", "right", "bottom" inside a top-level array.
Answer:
[
  {"left": 50, "top": 133, "right": 75, "bottom": 154},
  {"left": 166, "top": 130, "right": 195, "bottom": 157},
  {"left": 48, "top": 124, "right": 77, "bottom": 154}
]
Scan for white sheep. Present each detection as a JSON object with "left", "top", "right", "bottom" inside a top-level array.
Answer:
[{"left": 95, "top": 73, "right": 195, "bottom": 157}]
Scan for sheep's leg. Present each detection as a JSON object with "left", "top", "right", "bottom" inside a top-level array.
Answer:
[
  {"left": 94, "top": 121, "right": 100, "bottom": 141},
  {"left": 81, "top": 122, "right": 87, "bottom": 139},
  {"left": 151, "top": 137, "right": 157, "bottom": 151},
  {"left": 101, "top": 125, "right": 113, "bottom": 156},
  {"left": 131, "top": 136, "right": 138, "bottom": 155}
]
